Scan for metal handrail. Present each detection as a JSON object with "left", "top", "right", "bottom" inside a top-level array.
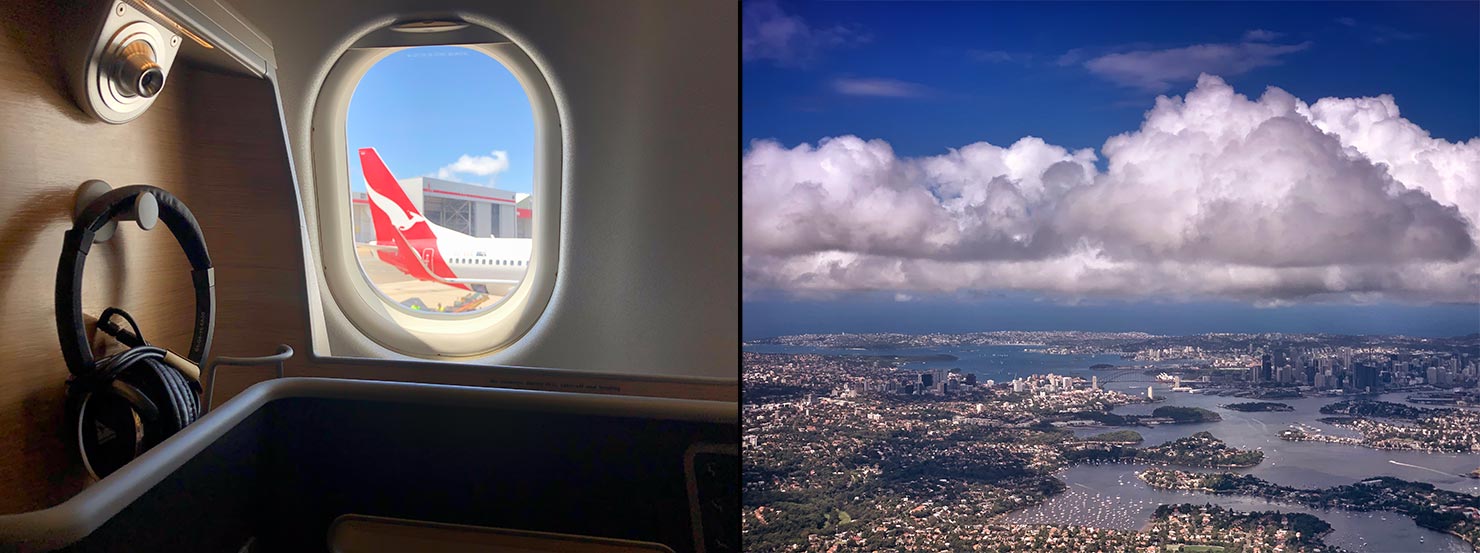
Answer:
[{"left": 203, "top": 344, "right": 293, "bottom": 413}]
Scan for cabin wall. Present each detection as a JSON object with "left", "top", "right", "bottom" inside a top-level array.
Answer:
[{"left": 0, "top": 0, "right": 306, "bottom": 513}]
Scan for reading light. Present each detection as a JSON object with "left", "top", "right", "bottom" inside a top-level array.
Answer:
[
  {"left": 61, "top": 1, "right": 184, "bottom": 123},
  {"left": 389, "top": 20, "right": 471, "bottom": 34}
]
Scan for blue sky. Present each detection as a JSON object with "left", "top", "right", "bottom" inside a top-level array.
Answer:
[
  {"left": 742, "top": 1, "right": 1480, "bottom": 339},
  {"left": 346, "top": 46, "right": 534, "bottom": 194},
  {"left": 744, "top": 1, "right": 1478, "bottom": 157}
]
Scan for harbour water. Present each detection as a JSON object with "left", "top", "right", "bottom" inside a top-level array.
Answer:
[
  {"left": 999, "top": 462, "right": 1473, "bottom": 552},
  {"left": 745, "top": 343, "right": 1480, "bottom": 551}
]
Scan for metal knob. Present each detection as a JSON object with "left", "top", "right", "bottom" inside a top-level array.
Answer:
[{"left": 115, "top": 40, "right": 164, "bottom": 98}]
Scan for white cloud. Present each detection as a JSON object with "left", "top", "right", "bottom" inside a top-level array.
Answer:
[
  {"left": 1084, "top": 40, "right": 1311, "bottom": 91},
  {"left": 743, "top": 1, "right": 869, "bottom": 67},
  {"left": 832, "top": 78, "right": 931, "bottom": 98},
  {"left": 434, "top": 150, "right": 509, "bottom": 184},
  {"left": 743, "top": 75, "right": 1480, "bottom": 304},
  {"left": 1242, "top": 29, "right": 1283, "bottom": 42}
]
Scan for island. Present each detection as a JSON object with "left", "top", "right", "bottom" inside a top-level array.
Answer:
[
  {"left": 1319, "top": 399, "right": 1436, "bottom": 419},
  {"left": 1064, "top": 432, "right": 1263, "bottom": 468},
  {"left": 1089, "top": 363, "right": 1118, "bottom": 370},
  {"left": 1140, "top": 469, "right": 1480, "bottom": 548},
  {"left": 1223, "top": 401, "right": 1295, "bottom": 412},
  {"left": 1151, "top": 405, "right": 1223, "bottom": 423}
]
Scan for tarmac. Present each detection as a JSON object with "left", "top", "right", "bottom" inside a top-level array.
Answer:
[{"left": 354, "top": 245, "right": 505, "bottom": 313}]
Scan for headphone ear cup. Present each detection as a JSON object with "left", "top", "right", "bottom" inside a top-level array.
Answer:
[{"left": 73, "top": 386, "right": 145, "bottom": 480}]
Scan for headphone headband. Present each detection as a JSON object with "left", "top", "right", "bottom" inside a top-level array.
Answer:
[{"left": 57, "top": 185, "right": 214, "bottom": 375}]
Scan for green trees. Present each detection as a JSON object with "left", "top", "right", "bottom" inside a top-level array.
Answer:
[{"left": 1152, "top": 406, "right": 1223, "bottom": 422}]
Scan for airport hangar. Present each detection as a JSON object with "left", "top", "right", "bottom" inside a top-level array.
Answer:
[{"left": 351, "top": 176, "right": 534, "bottom": 243}]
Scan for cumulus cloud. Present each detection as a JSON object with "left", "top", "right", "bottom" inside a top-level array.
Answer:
[
  {"left": 743, "top": 75, "right": 1480, "bottom": 304},
  {"left": 1085, "top": 41, "right": 1311, "bottom": 91},
  {"left": 832, "top": 78, "right": 931, "bottom": 98},
  {"left": 743, "top": 1, "right": 869, "bottom": 67},
  {"left": 434, "top": 150, "right": 509, "bottom": 184}
]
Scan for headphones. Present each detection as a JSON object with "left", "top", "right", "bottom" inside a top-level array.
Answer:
[{"left": 57, "top": 184, "right": 214, "bottom": 479}]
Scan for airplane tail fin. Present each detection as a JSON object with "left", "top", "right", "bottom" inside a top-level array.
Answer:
[{"left": 360, "top": 147, "right": 423, "bottom": 247}]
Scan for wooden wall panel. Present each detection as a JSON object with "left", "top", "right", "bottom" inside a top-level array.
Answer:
[{"left": 0, "top": 0, "right": 198, "bottom": 514}]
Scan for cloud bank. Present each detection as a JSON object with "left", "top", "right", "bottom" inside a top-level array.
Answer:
[
  {"left": 742, "top": 1, "right": 869, "bottom": 67},
  {"left": 435, "top": 150, "right": 509, "bottom": 184},
  {"left": 743, "top": 75, "right": 1480, "bottom": 304}
]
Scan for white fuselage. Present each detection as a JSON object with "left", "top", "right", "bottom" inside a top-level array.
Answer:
[{"left": 426, "top": 223, "right": 532, "bottom": 290}]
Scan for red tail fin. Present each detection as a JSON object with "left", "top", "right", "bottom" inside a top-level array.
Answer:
[
  {"left": 360, "top": 148, "right": 427, "bottom": 246},
  {"left": 358, "top": 148, "right": 468, "bottom": 290}
]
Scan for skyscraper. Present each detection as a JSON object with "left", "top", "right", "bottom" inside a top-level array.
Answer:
[
  {"left": 1354, "top": 364, "right": 1378, "bottom": 392},
  {"left": 1261, "top": 353, "right": 1273, "bottom": 383}
]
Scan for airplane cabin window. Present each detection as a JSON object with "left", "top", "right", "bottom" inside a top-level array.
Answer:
[
  {"left": 347, "top": 46, "right": 534, "bottom": 316},
  {"left": 312, "top": 33, "right": 561, "bottom": 358}
]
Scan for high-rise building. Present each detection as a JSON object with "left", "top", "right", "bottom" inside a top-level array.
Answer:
[
  {"left": 1428, "top": 366, "right": 1441, "bottom": 386},
  {"left": 1091, "top": 375, "right": 1099, "bottom": 390},
  {"left": 1354, "top": 364, "right": 1378, "bottom": 392},
  {"left": 965, "top": 373, "right": 977, "bottom": 386},
  {"left": 1261, "top": 353, "right": 1273, "bottom": 383},
  {"left": 1147, "top": 386, "right": 1155, "bottom": 400}
]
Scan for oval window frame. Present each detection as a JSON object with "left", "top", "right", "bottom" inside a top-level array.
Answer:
[{"left": 311, "top": 38, "right": 561, "bottom": 359}]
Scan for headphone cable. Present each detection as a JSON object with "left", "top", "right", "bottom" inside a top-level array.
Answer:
[{"left": 97, "top": 307, "right": 146, "bottom": 348}]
